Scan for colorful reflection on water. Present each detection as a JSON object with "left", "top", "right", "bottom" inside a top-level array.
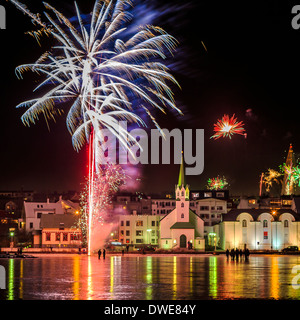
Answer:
[{"left": 1, "top": 254, "right": 300, "bottom": 300}]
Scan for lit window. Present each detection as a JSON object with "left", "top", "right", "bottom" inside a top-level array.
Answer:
[
  {"left": 284, "top": 220, "right": 289, "bottom": 227},
  {"left": 242, "top": 220, "right": 247, "bottom": 227},
  {"left": 263, "top": 220, "right": 268, "bottom": 228},
  {"left": 136, "top": 220, "right": 143, "bottom": 227}
]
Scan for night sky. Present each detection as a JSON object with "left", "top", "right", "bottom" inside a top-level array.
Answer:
[{"left": 1, "top": 0, "right": 300, "bottom": 196}]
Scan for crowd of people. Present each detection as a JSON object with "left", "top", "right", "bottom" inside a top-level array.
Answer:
[{"left": 225, "top": 248, "right": 250, "bottom": 261}]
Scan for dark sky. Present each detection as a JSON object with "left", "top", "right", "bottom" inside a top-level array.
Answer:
[{"left": 1, "top": 0, "right": 300, "bottom": 196}]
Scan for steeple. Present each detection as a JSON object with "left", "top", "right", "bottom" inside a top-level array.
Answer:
[
  {"left": 178, "top": 152, "right": 185, "bottom": 187},
  {"left": 175, "top": 153, "right": 189, "bottom": 201}
]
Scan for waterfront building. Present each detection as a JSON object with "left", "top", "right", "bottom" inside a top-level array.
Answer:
[
  {"left": 216, "top": 208, "right": 300, "bottom": 250},
  {"left": 40, "top": 214, "right": 82, "bottom": 248},
  {"left": 159, "top": 158, "right": 205, "bottom": 250}
]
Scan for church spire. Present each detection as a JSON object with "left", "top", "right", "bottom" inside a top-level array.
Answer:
[{"left": 178, "top": 152, "right": 185, "bottom": 187}]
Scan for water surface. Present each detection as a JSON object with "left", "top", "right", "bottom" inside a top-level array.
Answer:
[{"left": 1, "top": 254, "right": 300, "bottom": 300}]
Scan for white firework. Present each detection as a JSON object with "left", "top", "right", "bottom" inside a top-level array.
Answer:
[{"left": 10, "top": 0, "right": 182, "bottom": 158}]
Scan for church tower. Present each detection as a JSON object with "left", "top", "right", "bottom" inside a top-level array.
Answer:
[
  {"left": 281, "top": 144, "right": 295, "bottom": 195},
  {"left": 175, "top": 154, "right": 190, "bottom": 222}
]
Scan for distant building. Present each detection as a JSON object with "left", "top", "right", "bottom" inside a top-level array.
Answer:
[
  {"left": 216, "top": 208, "right": 300, "bottom": 251},
  {"left": 21, "top": 196, "right": 80, "bottom": 232},
  {"left": 40, "top": 214, "right": 82, "bottom": 248},
  {"left": 117, "top": 214, "right": 162, "bottom": 246}
]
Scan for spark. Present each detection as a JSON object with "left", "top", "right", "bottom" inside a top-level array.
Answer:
[
  {"left": 210, "top": 114, "right": 246, "bottom": 140},
  {"left": 262, "top": 169, "right": 282, "bottom": 192},
  {"left": 206, "top": 176, "right": 228, "bottom": 190}
]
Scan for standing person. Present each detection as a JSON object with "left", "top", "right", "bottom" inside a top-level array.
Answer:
[
  {"left": 225, "top": 249, "right": 230, "bottom": 260},
  {"left": 98, "top": 249, "right": 102, "bottom": 260},
  {"left": 245, "top": 248, "right": 250, "bottom": 261},
  {"left": 235, "top": 248, "right": 239, "bottom": 261},
  {"left": 239, "top": 249, "right": 243, "bottom": 260},
  {"left": 103, "top": 249, "right": 106, "bottom": 260},
  {"left": 126, "top": 245, "right": 129, "bottom": 253},
  {"left": 230, "top": 248, "right": 235, "bottom": 261}
]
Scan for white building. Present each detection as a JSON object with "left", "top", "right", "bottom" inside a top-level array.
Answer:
[
  {"left": 159, "top": 159, "right": 205, "bottom": 250},
  {"left": 117, "top": 214, "right": 162, "bottom": 246},
  {"left": 21, "top": 196, "right": 80, "bottom": 232},
  {"left": 217, "top": 209, "right": 300, "bottom": 251}
]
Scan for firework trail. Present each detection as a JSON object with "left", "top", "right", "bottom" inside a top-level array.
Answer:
[{"left": 210, "top": 114, "right": 246, "bottom": 140}]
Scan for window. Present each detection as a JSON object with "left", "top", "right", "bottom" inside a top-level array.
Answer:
[
  {"left": 216, "top": 206, "right": 223, "bottom": 211},
  {"left": 56, "top": 233, "right": 61, "bottom": 241},
  {"left": 59, "top": 222, "right": 64, "bottom": 230},
  {"left": 151, "top": 221, "right": 155, "bottom": 227},
  {"left": 242, "top": 220, "right": 247, "bottom": 227},
  {"left": 37, "top": 205, "right": 40, "bottom": 208},
  {"left": 120, "top": 221, "right": 124, "bottom": 226},
  {"left": 181, "top": 191, "right": 184, "bottom": 196},
  {"left": 181, "top": 202, "right": 184, "bottom": 207},
  {"left": 200, "top": 206, "right": 209, "bottom": 211},
  {"left": 264, "top": 231, "right": 268, "bottom": 240},
  {"left": 37, "top": 212, "right": 42, "bottom": 218},
  {"left": 120, "top": 230, "right": 124, "bottom": 236},
  {"left": 70, "top": 233, "right": 80, "bottom": 240},
  {"left": 136, "top": 239, "right": 143, "bottom": 243},
  {"left": 136, "top": 230, "right": 143, "bottom": 236},
  {"left": 63, "top": 233, "right": 68, "bottom": 241},
  {"left": 136, "top": 220, "right": 143, "bottom": 227},
  {"left": 30, "top": 222, "right": 33, "bottom": 229},
  {"left": 204, "top": 192, "right": 212, "bottom": 198},
  {"left": 126, "top": 221, "right": 130, "bottom": 227},
  {"left": 45, "top": 232, "right": 51, "bottom": 241},
  {"left": 126, "top": 230, "right": 130, "bottom": 236},
  {"left": 181, "top": 214, "right": 184, "bottom": 218},
  {"left": 263, "top": 220, "right": 268, "bottom": 228},
  {"left": 284, "top": 220, "right": 289, "bottom": 227},
  {"left": 216, "top": 192, "right": 224, "bottom": 198}
]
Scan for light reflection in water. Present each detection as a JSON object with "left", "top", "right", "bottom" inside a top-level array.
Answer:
[
  {"left": 209, "top": 256, "right": 217, "bottom": 298},
  {"left": 270, "top": 257, "right": 279, "bottom": 299},
  {"left": 8, "top": 258, "right": 14, "bottom": 300},
  {"left": 73, "top": 255, "right": 80, "bottom": 300},
  {"left": 173, "top": 256, "right": 177, "bottom": 299},
  {"left": 145, "top": 256, "right": 153, "bottom": 300},
  {"left": 1, "top": 254, "right": 300, "bottom": 300}
]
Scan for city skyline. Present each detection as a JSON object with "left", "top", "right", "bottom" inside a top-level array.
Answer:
[{"left": 1, "top": 0, "right": 300, "bottom": 196}]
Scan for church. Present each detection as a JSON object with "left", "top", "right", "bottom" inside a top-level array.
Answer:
[{"left": 159, "top": 158, "right": 205, "bottom": 250}]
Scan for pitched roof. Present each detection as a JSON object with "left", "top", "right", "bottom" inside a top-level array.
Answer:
[
  {"left": 40, "top": 214, "right": 79, "bottom": 228},
  {"left": 170, "top": 222, "right": 195, "bottom": 229},
  {"left": 222, "top": 208, "right": 300, "bottom": 222}
]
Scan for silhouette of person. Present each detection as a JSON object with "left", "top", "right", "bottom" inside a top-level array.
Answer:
[
  {"left": 226, "top": 249, "right": 230, "bottom": 260},
  {"left": 103, "top": 249, "right": 106, "bottom": 260},
  {"left": 98, "top": 249, "right": 102, "bottom": 259}
]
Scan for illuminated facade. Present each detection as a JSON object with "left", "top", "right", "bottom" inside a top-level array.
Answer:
[
  {"left": 217, "top": 209, "right": 300, "bottom": 250},
  {"left": 159, "top": 158, "right": 205, "bottom": 250}
]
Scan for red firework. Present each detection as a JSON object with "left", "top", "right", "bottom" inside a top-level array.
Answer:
[{"left": 210, "top": 114, "right": 246, "bottom": 140}]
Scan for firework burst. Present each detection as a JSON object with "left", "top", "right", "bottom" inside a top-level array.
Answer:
[
  {"left": 210, "top": 114, "right": 246, "bottom": 140},
  {"left": 262, "top": 169, "right": 282, "bottom": 192},
  {"left": 206, "top": 176, "right": 228, "bottom": 190},
  {"left": 10, "top": 0, "right": 181, "bottom": 254}
]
